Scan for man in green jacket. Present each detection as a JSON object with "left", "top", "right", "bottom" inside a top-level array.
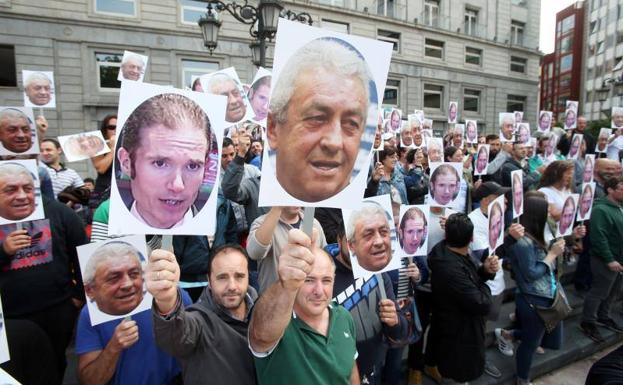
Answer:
[{"left": 581, "top": 175, "right": 623, "bottom": 342}]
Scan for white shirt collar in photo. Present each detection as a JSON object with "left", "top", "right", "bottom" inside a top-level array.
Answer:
[{"left": 130, "top": 201, "right": 193, "bottom": 229}]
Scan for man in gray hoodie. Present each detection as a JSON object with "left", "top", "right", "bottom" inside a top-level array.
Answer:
[{"left": 147, "top": 244, "right": 258, "bottom": 385}]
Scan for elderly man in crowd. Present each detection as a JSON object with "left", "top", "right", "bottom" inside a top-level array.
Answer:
[{"left": 77, "top": 241, "right": 190, "bottom": 385}]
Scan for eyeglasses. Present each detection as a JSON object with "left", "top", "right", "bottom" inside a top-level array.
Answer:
[{"left": 105, "top": 125, "right": 117, "bottom": 130}]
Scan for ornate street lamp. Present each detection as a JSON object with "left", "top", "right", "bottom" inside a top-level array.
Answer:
[{"left": 196, "top": 0, "right": 313, "bottom": 67}]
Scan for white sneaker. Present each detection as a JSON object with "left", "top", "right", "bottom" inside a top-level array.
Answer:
[{"left": 495, "top": 328, "right": 514, "bottom": 357}]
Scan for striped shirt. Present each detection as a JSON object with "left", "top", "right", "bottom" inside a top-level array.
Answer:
[{"left": 43, "top": 163, "right": 84, "bottom": 198}]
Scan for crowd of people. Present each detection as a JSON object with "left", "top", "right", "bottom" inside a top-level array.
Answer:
[{"left": 2, "top": 69, "right": 623, "bottom": 385}]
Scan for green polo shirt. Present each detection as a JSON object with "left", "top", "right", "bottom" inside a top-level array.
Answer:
[{"left": 254, "top": 303, "right": 357, "bottom": 385}]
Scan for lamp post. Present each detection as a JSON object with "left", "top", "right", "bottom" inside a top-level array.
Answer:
[{"left": 197, "top": 0, "right": 313, "bottom": 67}]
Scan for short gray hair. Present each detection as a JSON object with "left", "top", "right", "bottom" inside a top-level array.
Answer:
[
  {"left": 346, "top": 202, "right": 389, "bottom": 242},
  {"left": 0, "top": 108, "right": 30, "bottom": 126},
  {"left": 0, "top": 162, "right": 34, "bottom": 183},
  {"left": 206, "top": 72, "right": 237, "bottom": 93},
  {"left": 83, "top": 241, "right": 143, "bottom": 286},
  {"left": 24, "top": 72, "right": 51, "bottom": 89},
  {"left": 122, "top": 53, "right": 145, "bottom": 68},
  {"left": 271, "top": 38, "right": 372, "bottom": 125}
]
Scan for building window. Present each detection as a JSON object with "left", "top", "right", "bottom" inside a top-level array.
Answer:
[
  {"left": 463, "top": 89, "right": 480, "bottom": 112},
  {"left": 0, "top": 45, "right": 17, "bottom": 87},
  {"left": 423, "top": 83, "right": 444, "bottom": 109},
  {"left": 424, "top": 39, "right": 444, "bottom": 59},
  {"left": 321, "top": 19, "right": 349, "bottom": 34},
  {"left": 560, "top": 36, "right": 573, "bottom": 53},
  {"left": 377, "top": 0, "right": 395, "bottom": 18},
  {"left": 589, "top": 19, "right": 600, "bottom": 34},
  {"left": 464, "top": 8, "right": 477, "bottom": 36},
  {"left": 94, "top": 0, "right": 137, "bottom": 17},
  {"left": 510, "top": 56, "right": 527, "bottom": 73},
  {"left": 559, "top": 73, "right": 572, "bottom": 89},
  {"left": 317, "top": 0, "right": 345, "bottom": 6},
  {"left": 181, "top": 59, "right": 218, "bottom": 89},
  {"left": 506, "top": 94, "right": 526, "bottom": 113},
  {"left": 510, "top": 20, "right": 524, "bottom": 46},
  {"left": 561, "top": 15, "right": 575, "bottom": 34},
  {"left": 96, "top": 52, "right": 123, "bottom": 90},
  {"left": 180, "top": 0, "right": 206, "bottom": 24},
  {"left": 378, "top": 30, "right": 400, "bottom": 52},
  {"left": 423, "top": 0, "right": 439, "bottom": 27},
  {"left": 560, "top": 54, "right": 573, "bottom": 73},
  {"left": 383, "top": 79, "right": 400, "bottom": 106},
  {"left": 548, "top": 63, "right": 553, "bottom": 77},
  {"left": 465, "top": 46, "right": 482, "bottom": 66}
]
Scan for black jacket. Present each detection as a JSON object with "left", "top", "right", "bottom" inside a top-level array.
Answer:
[
  {"left": 0, "top": 197, "right": 88, "bottom": 317},
  {"left": 428, "top": 241, "right": 494, "bottom": 382}
]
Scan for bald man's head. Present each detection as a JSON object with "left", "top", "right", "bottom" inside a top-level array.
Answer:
[{"left": 595, "top": 159, "right": 622, "bottom": 183}]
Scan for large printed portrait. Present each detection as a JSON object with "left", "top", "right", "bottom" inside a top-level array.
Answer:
[
  {"left": 538, "top": 111, "right": 552, "bottom": 133},
  {"left": 78, "top": 236, "right": 152, "bottom": 326},
  {"left": 259, "top": 18, "right": 392, "bottom": 208},
  {"left": 117, "top": 51, "right": 148, "bottom": 83},
  {"left": 0, "top": 159, "right": 44, "bottom": 225},
  {"left": 398, "top": 205, "right": 430, "bottom": 256},
  {"left": 0, "top": 107, "right": 40, "bottom": 156},
  {"left": 200, "top": 67, "right": 254, "bottom": 126},
  {"left": 109, "top": 82, "right": 226, "bottom": 235},
  {"left": 427, "top": 162, "right": 463, "bottom": 207},
  {"left": 557, "top": 194, "right": 578, "bottom": 237},
  {"left": 22, "top": 70, "right": 56, "bottom": 109}
]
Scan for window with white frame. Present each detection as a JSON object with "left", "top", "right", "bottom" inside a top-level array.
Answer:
[
  {"left": 181, "top": 59, "right": 219, "bottom": 89},
  {"left": 378, "top": 30, "right": 400, "bottom": 52},
  {"left": 377, "top": 0, "right": 395, "bottom": 18},
  {"left": 464, "top": 8, "right": 477, "bottom": 36},
  {"left": 317, "top": 0, "right": 345, "bottom": 6},
  {"left": 560, "top": 54, "right": 573, "bottom": 73},
  {"left": 180, "top": 0, "right": 206, "bottom": 25},
  {"left": 561, "top": 15, "right": 574, "bottom": 34},
  {"left": 383, "top": 79, "right": 400, "bottom": 106},
  {"left": 425, "top": 39, "right": 444, "bottom": 59},
  {"left": 465, "top": 46, "right": 482, "bottom": 66},
  {"left": 424, "top": 0, "right": 439, "bottom": 27},
  {"left": 95, "top": 0, "right": 136, "bottom": 17},
  {"left": 510, "top": 56, "right": 527, "bottom": 73},
  {"left": 463, "top": 89, "right": 480, "bottom": 112},
  {"left": 321, "top": 19, "right": 349, "bottom": 34},
  {"left": 506, "top": 94, "right": 526, "bottom": 113},
  {"left": 510, "top": 20, "right": 524, "bottom": 46},
  {"left": 423, "top": 83, "right": 444, "bottom": 109},
  {"left": 96, "top": 52, "right": 124, "bottom": 90}
]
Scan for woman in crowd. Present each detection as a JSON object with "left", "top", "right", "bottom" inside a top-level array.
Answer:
[
  {"left": 495, "top": 192, "right": 566, "bottom": 385},
  {"left": 537, "top": 160, "right": 575, "bottom": 220},
  {"left": 89, "top": 114, "right": 117, "bottom": 210},
  {"left": 376, "top": 145, "right": 408, "bottom": 204}
]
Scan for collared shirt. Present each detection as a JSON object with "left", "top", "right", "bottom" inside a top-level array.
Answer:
[
  {"left": 43, "top": 163, "right": 84, "bottom": 198},
  {"left": 130, "top": 201, "right": 193, "bottom": 229}
]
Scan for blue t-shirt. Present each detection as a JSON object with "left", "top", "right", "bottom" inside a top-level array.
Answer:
[{"left": 75, "top": 291, "right": 192, "bottom": 385}]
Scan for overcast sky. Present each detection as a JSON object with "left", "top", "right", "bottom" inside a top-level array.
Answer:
[{"left": 539, "top": 0, "right": 582, "bottom": 54}]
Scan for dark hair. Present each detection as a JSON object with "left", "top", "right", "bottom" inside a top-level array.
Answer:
[
  {"left": 41, "top": 138, "right": 61, "bottom": 149},
  {"left": 443, "top": 146, "right": 461, "bottom": 162},
  {"left": 379, "top": 145, "right": 397, "bottom": 163},
  {"left": 397, "top": 144, "right": 409, "bottom": 157},
  {"left": 445, "top": 213, "right": 473, "bottom": 248},
  {"left": 538, "top": 160, "right": 574, "bottom": 189},
  {"left": 100, "top": 114, "right": 117, "bottom": 139},
  {"left": 120, "top": 94, "right": 212, "bottom": 179},
  {"left": 222, "top": 137, "right": 234, "bottom": 149},
  {"left": 249, "top": 75, "right": 270, "bottom": 94},
  {"left": 84, "top": 177, "right": 95, "bottom": 184},
  {"left": 192, "top": 77, "right": 202, "bottom": 91},
  {"left": 485, "top": 134, "right": 499, "bottom": 143},
  {"left": 406, "top": 148, "right": 418, "bottom": 164},
  {"left": 207, "top": 243, "right": 250, "bottom": 278},
  {"left": 520, "top": 193, "right": 549, "bottom": 247},
  {"left": 604, "top": 176, "right": 623, "bottom": 195}
]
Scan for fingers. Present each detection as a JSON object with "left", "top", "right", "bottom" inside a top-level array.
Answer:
[{"left": 288, "top": 228, "right": 312, "bottom": 250}]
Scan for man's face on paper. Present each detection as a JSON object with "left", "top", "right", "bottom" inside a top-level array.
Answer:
[
  {"left": 267, "top": 66, "right": 367, "bottom": 202},
  {"left": 349, "top": 212, "right": 391, "bottom": 272},
  {"left": 0, "top": 172, "right": 35, "bottom": 220},
  {"left": 25, "top": 78, "right": 52, "bottom": 106},
  {"left": 119, "top": 123, "right": 207, "bottom": 228},
  {"left": 86, "top": 254, "right": 144, "bottom": 316},
  {"left": 211, "top": 79, "right": 246, "bottom": 123},
  {"left": 0, "top": 115, "right": 32, "bottom": 153}
]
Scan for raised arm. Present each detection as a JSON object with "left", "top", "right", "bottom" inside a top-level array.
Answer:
[{"left": 249, "top": 229, "right": 315, "bottom": 353}]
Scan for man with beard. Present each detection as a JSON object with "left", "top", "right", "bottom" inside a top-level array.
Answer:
[
  {"left": 558, "top": 116, "right": 595, "bottom": 156},
  {"left": 148, "top": 244, "right": 258, "bottom": 385},
  {"left": 329, "top": 222, "right": 408, "bottom": 385}
]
